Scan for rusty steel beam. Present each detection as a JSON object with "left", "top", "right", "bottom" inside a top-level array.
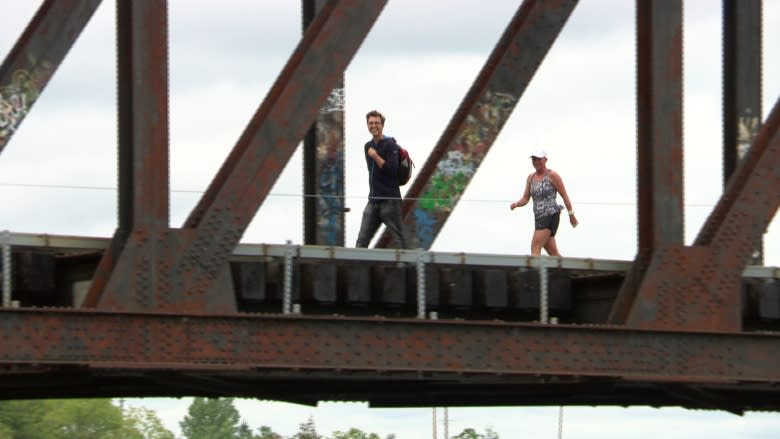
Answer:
[
  {"left": 608, "top": 0, "right": 683, "bottom": 325},
  {"left": 616, "top": 96, "right": 780, "bottom": 332},
  {"left": 700, "top": 98, "right": 780, "bottom": 258},
  {"left": 115, "top": 0, "right": 170, "bottom": 232},
  {"left": 376, "top": 0, "right": 578, "bottom": 249},
  {"left": 1, "top": 310, "right": 779, "bottom": 384},
  {"left": 302, "top": 0, "right": 346, "bottom": 246},
  {"left": 723, "top": 0, "right": 763, "bottom": 264},
  {"left": 83, "top": 0, "right": 171, "bottom": 310},
  {"left": 88, "top": 0, "right": 387, "bottom": 312},
  {"left": 0, "top": 0, "right": 102, "bottom": 155}
]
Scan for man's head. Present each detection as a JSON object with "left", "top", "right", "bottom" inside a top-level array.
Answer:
[
  {"left": 366, "top": 110, "right": 385, "bottom": 139},
  {"left": 366, "top": 110, "right": 385, "bottom": 125}
]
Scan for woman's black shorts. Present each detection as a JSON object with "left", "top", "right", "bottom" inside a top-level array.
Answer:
[{"left": 534, "top": 212, "right": 561, "bottom": 236}]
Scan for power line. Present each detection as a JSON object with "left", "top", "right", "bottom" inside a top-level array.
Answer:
[{"left": 0, "top": 181, "right": 719, "bottom": 207}]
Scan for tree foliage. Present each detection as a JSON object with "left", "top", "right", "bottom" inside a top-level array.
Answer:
[
  {"left": 124, "top": 406, "right": 176, "bottom": 439},
  {"left": 257, "top": 425, "right": 284, "bottom": 439},
  {"left": 0, "top": 397, "right": 409, "bottom": 439},
  {"left": 452, "top": 426, "right": 500, "bottom": 439},
  {"left": 180, "top": 397, "right": 246, "bottom": 439},
  {"left": 0, "top": 399, "right": 174, "bottom": 439},
  {"left": 290, "top": 416, "right": 321, "bottom": 439},
  {"left": 329, "top": 427, "right": 388, "bottom": 439}
]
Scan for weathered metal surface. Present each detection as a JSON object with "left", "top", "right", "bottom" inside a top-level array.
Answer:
[
  {"left": 376, "top": 0, "right": 579, "bottom": 249},
  {"left": 9, "top": 236, "right": 780, "bottom": 326},
  {"left": 83, "top": 0, "right": 172, "bottom": 311},
  {"left": 0, "top": 310, "right": 779, "bottom": 409},
  {"left": 2, "top": 233, "right": 780, "bottom": 408},
  {"left": 635, "top": 0, "right": 685, "bottom": 258},
  {"left": 0, "top": 0, "right": 103, "bottom": 154},
  {"left": 623, "top": 97, "right": 780, "bottom": 332},
  {"left": 88, "top": 0, "right": 387, "bottom": 313},
  {"left": 303, "top": 0, "right": 346, "bottom": 246},
  {"left": 609, "top": 0, "right": 684, "bottom": 325},
  {"left": 723, "top": 0, "right": 763, "bottom": 264},
  {"left": 1, "top": 0, "right": 779, "bottom": 412},
  {"left": 116, "top": 0, "right": 170, "bottom": 231}
]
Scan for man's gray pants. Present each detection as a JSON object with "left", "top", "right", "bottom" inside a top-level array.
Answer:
[{"left": 355, "top": 199, "right": 406, "bottom": 249}]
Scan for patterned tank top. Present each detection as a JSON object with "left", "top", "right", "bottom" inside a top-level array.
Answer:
[{"left": 530, "top": 171, "right": 562, "bottom": 219}]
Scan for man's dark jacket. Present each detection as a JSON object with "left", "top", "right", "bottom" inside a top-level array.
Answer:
[{"left": 364, "top": 136, "right": 401, "bottom": 201}]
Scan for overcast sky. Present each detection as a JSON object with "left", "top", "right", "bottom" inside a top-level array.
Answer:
[{"left": 1, "top": 0, "right": 779, "bottom": 438}]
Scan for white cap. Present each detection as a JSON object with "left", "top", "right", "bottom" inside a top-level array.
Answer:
[{"left": 530, "top": 149, "right": 547, "bottom": 159}]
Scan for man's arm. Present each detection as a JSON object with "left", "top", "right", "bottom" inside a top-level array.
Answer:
[
  {"left": 367, "top": 147, "right": 386, "bottom": 168},
  {"left": 369, "top": 140, "right": 399, "bottom": 174}
]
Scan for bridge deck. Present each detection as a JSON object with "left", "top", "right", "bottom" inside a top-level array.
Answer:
[{"left": 1, "top": 232, "right": 779, "bottom": 412}]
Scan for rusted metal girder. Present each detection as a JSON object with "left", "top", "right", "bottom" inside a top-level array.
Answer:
[
  {"left": 608, "top": 0, "right": 683, "bottom": 325},
  {"left": 0, "top": 0, "right": 102, "bottom": 154},
  {"left": 376, "top": 0, "right": 578, "bottom": 249},
  {"left": 723, "top": 0, "right": 763, "bottom": 264},
  {"left": 612, "top": 2, "right": 777, "bottom": 333},
  {"left": 1, "top": 310, "right": 779, "bottom": 384},
  {"left": 627, "top": 99, "right": 780, "bottom": 331},
  {"left": 83, "top": 0, "right": 171, "bottom": 310},
  {"left": 621, "top": 98, "right": 779, "bottom": 331},
  {"left": 86, "top": 0, "right": 387, "bottom": 313},
  {"left": 302, "top": 0, "right": 346, "bottom": 246}
]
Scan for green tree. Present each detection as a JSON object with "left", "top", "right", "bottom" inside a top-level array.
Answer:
[
  {"left": 0, "top": 400, "right": 48, "bottom": 438},
  {"left": 291, "top": 415, "right": 321, "bottom": 439},
  {"left": 38, "top": 399, "right": 125, "bottom": 439},
  {"left": 257, "top": 425, "right": 283, "bottom": 439},
  {"left": 452, "top": 427, "right": 499, "bottom": 439},
  {"left": 329, "top": 427, "right": 392, "bottom": 439},
  {"left": 180, "top": 397, "right": 245, "bottom": 439},
  {"left": 0, "top": 399, "right": 173, "bottom": 439},
  {"left": 0, "top": 420, "right": 13, "bottom": 439},
  {"left": 124, "top": 406, "right": 176, "bottom": 439}
]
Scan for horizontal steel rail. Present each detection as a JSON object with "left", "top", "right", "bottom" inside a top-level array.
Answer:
[{"left": 5, "top": 231, "right": 779, "bottom": 278}]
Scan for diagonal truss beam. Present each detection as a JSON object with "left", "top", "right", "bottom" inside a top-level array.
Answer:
[
  {"left": 618, "top": 96, "right": 779, "bottom": 332},
  {"left": 89, "top": 0, "right": 387, "bottom": 312},
  {"left": 0, "top": 0, "right": 102, "bottom": 154},
  {"left": 697, "top": 97, "right": 779, "bottom": 251},
  {"left": 376, "top": 0, "right": 579, "bottom": 249}
]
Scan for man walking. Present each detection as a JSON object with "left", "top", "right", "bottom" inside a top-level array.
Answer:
[{"left": 355, "top": 110, "right": 407, "bottom": 248}]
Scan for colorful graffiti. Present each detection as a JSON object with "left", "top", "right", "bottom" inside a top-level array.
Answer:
[
  {"left": 737, "top": 108, "right": 760, "bottom": 160},
  {"left": 413, "top": 90, "right": 518, "bottom": 248},
  {"left": 0, "top": 61, "right": 54, "bottom": 150},
  {"left": 315, "top": 87, "right": 345, "bottom": 245},
  {"left": 320, "top": 87, "right": 345, "bottom": 114}
]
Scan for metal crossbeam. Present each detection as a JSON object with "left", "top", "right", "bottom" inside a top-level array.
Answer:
[
  {"left": 376, "top": 0, "right": 579, "bottom": 249},
  {"left": 83, "top": 0, "right": 387, "bottom": 313},
  {"left": 0, "top": 0, "right": 102, "bottom": 154},
  {"left": 0, "top": 310, "right": 779, "bottom": 408}
]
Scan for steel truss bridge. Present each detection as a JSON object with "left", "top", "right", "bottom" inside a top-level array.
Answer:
[{"left": 1, "top": 0, "right": 779, "bottom": 414}]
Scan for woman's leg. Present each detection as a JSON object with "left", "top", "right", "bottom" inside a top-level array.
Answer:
[
  {"left": 543, "top": 236, "right": 561, "bottom": 256},
  {"left": 531, "top": 229, "right": 551, "bottom": 256}
]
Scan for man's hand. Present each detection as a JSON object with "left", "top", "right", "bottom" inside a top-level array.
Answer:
[{"left": 367, "top": 147, "right": 385, "bottom": 168}]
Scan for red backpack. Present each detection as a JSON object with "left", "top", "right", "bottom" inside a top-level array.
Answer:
[{"left": 398, "top": 146, "right": 414, "bottom": 186}]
